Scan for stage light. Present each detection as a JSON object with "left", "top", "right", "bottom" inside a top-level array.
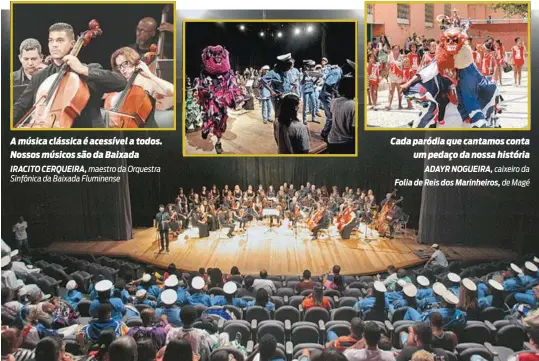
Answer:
[
  {"left": 259, "top": 31, "right": 265, "bottom": 37},
  {"left": 239, "top": 24, "right": 245, "bottom": 31},
  {"left": 294, "top": 27, "right": 301, "bottom": 35},
  {"left": 277, "top": 31, "right": 283, "bottom": 38},
  {"left": 307, "top": 25, "right": 313, "bottom": 33}
]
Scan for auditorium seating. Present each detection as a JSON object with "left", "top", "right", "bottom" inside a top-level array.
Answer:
[{"left": 4, "top": 249, "right": 536, "bottom": 361}]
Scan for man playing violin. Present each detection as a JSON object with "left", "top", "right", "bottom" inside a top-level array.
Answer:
[
  {"left": 13, "top": 38, "right": 46, "bottom": 86},
  {"left": 13, "top": 22, "right": 127, "bottom": 128}
]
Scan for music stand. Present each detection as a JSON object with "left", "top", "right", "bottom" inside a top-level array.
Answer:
[{"left": 263, "top": 208, "right": 280, "bottom": 236}]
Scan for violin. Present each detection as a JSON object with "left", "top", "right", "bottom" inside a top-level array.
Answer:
[
  {"left": 15, "top": 20, "right": 102, "bottom": 128},
  {"left": 104, "top": 59, "right": 152, "bottom": 128}
]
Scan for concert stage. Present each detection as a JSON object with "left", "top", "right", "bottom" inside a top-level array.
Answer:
[
  {"left": 46, "top": 222, "right": 517, "bottom": 276},
  {"left": 185, "top": 103, "right": 328, "bottom": 155}
]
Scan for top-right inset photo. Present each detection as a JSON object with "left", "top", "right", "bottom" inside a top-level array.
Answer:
[{"left": 365, "top": 2, "right": 530, "bottom": 130}]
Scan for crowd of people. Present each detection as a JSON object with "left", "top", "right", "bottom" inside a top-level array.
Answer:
[
  {"left": 186, "top": 54, "right": 356, "bottom": 154},
  {"left": 2, "top": 237, "right": 539, "bottom": 361},
  {"left": 366, "top": 10, "right": 527, "bottom": 129}
]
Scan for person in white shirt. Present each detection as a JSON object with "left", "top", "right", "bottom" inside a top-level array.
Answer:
[
  {"left": 344, "top": 321, "right": 396, "bottom": 361},
  {"left": 252, "top": 269, "right": 276, "bottom": 295},
  {"left": 1, "top": 251, "right": 24, "bottom": 290},
  {"left": 12, "top": 217, "right": 29, "bottom": 255},
  {"left": 425, "top": 244, "right": 448, "bottom": 268},
  {"left": 376, "top": 265, "right": 398, "bottom": 290}
]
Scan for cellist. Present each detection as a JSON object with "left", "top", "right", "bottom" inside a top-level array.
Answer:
[
  {"left": 13, "top": 22, "right": 126, "bottom": 128},
  {"left": 106, "top": 47, "right": 173, "bottom": 127},
  {"left": 338, "top": 202, "right": 357, "bottom": 240},
  {"left": 310, "top": 203, "right": 330, "bottom": 241}
]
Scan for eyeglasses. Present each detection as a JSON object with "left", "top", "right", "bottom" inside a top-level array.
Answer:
[{"left": 116, "top": 61, "right": 132, "bottom": 71}]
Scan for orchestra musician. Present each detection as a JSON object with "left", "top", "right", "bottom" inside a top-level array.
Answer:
[
  {"left": 13, "top": 22, "right": 127, "bottom": 128},
  {"left": 107, "top": 47, "right": 173, "bottom": 127},
  {"left": 380, "top": 193, "right": 394, "bottom": 208},
  {"left": 288, "top": 197, "right": 300, "bottom": 225},
  {"left": 233, "top": 185, "right": 243, "bottom": 203},
  {"left": 200, "top": 199, "right": 217, "bottom": 231},
  {"left": 155, "top": 204, "right": 170, "bottom": 252},
  {"left": 233, "top": 208, "right": 249, "bottom": 232},
  {"left": 222, "top": 185, "right": 230, "bottom": 200},
  {"left": 167, "top": 204, "right": 180, "bottom": 237},
  {"left": 217, "top": 207, "right": 235, "bottom": 238},
  {"left": 211, "top": 185, "right": 220, "bottom": 206},
  {"left": 129, "top": 16, "right": 173, "bottom": 58},
  {"left": 200, "top": 186, "right": 209, "bottom": 202},
  {"left": 338, "top": 202, "right": 357, "bottom": 240},
  {"left": 13, "top": 38, "right": 46, "bottom": 86},
  {"left": 267, "top": 185, "right": 276, "bottom": 199},
  {"left": 175, "top": 188, "right": 187, "bottom": 208},
  {"left": 310, "top": 203, "right": 330, "bottom": 240},
  {"left": 192, "top": 206, "right": 210, "bottom": 238}
]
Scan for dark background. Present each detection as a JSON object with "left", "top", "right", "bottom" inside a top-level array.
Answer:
[
  {"left": 184, "top": 21, "right": 355, "bottom": 80},
  {"left": 2, "top": 9, "right": 538, "bottom": 257},
  {"left": 12, "top": 3, "right": 174, "bottom": 71}
]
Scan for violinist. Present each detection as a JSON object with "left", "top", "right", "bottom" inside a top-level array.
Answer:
[
  {"left": 175, "top": 188, "right": 187, "bottom": 209},
  {"left": 14, "top": 22, "right": 127, "bottom": 128},
  {"left": 233, "top": 185, "right": 243, "bottom": 203},
  {"left": 338, "top": 202, "right": 357, "bottom": 240},
  {"left": 244, "top": 185, "right": 255, "bottom": 200},
  {"left": 310, "top": 204, "right": 330, "bottom": 240},
  {"left": 129, "top": 17, "right": 173, "bottom": 58},
  {"left": 13, "top": 38, "right": 46, "bottom": 86},
  {"left": 200, "top": 186, "right": 209, "bottom": 202},
  {"left": 289, "top": 197, "right": 300, "bottom": 225},
  {"left": 210, "top": 185, "right": 220, "bottom": 206},
  {"left": 108, "top": 47, "right": 173, "bottom": 127},
  {"left": 221, "top": 185, "right": 230, "bottom": 200}
]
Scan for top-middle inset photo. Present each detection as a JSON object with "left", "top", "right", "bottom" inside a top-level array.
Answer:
[{"left": 183, "top": 20, "right": 358, "bottom": 156}]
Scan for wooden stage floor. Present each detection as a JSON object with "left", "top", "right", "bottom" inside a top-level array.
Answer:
[
  {"left": 46, "top": 222, "right": 517, "bottom": 276},
  {"left": 185, "top": 102, "right": 328, "bottom": 155}
]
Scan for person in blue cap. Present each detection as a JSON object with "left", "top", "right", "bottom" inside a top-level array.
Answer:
[
  {"left": 261, "top": 53, "right": 295, "bottom": 121},
  {"left": 259, "top": 65, "right": 273, "bottom": 124},
  {"left": 300, "top": 60, "right": 322, "bottom": 125},
  {"left": 155, "top": 289, "right": 182, "bottom": 327}
]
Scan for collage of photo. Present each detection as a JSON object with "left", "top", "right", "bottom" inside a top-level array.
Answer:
[{"left": 2, "top": 3, "right": 538, "bottom": 361}]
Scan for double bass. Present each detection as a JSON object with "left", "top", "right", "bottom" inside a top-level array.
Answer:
[
  {"left": 376, "top": 197, "right": 403, "bottom": 235},
  {"left": 153, "top": 5, "right": 174, "bottom": 111},
  {"left": 15, "top": 20, "right": 102, "bottom": 128}
]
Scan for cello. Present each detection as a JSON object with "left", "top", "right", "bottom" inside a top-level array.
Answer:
[
  {"left": 15, "top": 20, "right": 102, "bottom": 128},
  {"left": 335, "top": 208, "right": 353, "bottom": 232},
  {"left": 377, "top": 197, "right": 403, "bottom": 236},
  {"left": 104, "top": 58, "right": 153, "bottom": 128},
  {"left": 307, "top": 208, "right": 324, "bottom": 232}
]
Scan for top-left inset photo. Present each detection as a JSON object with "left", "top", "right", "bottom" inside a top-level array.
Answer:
[{"left": 10, "top": 2, "right": 176, "bottom": 130}]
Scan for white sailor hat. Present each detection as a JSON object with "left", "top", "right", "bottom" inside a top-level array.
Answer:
[
  {"left": 321, "top": 57, "right": 328, "bottom": 62},
  {"left": 447, "top": 273, "right": 461, "bottom": 283},
  {"left": 95, "top": 280, "right": 113, "bottom": 292},
  {"left": 277, "top": 53, "right": 292, "bottom": 61},
  {"left": 136, "top": 289, "right": 147, "bottom": 298},
  {"left": 223, "top": 281, "right": 238, "bottom": 295},
  {"left": 442, "top": 290, "right": 459, "bottom": 305},
  {"left": 373, "top": 281, "right": 387, "bottom": 293},
  {"left": 164, "top": 275, "right": 179, "bottom": 288},
  {"left": 66, "top": 280, "right": 77, "bottom": 291},
  {"left": 433, "top": 282, "right": 447, "bottom": 296},
  {"left": 261, "top": 65, "right": 270, "bottom": 70},
  {"left": 431, "top": 244, "right": 439, "bottom": 249},
  {"left": 161, "top": 289, "right": 177, "bottom": 305},
  {"left": 525, "top": 261, "right": 538, "bottom": 273},
  {"left": 488, "top": 279, "right": 504, "bottom": 291},
  {"left": 417, "top": 276, "right": 430, "bottom": 287},
  {"left": 510, "top": 263, "right": 523, "bottom": 274},
  {"left": 1, "top": 256, "right": 11, "bottom": 268},
  {"left": 142, "top": 273, "right": 151, "bottom": 282},
  {"left": 533, "top": 257, "right": 539, "bottom": 264},
  {"left": 191, "top": 276, "right": 205, "bottom": 290},
  {"left": 403, "top": 283, "right": 418, "bottom": 298},
  {"left": 397, "top": 279, "right": 407, "bottom": 287},
  {"left": 462, "top": 278, "right": 477, "bottom": 292}
]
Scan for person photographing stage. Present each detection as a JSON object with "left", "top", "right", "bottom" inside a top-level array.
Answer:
[{"left": 155, "top": 204, "right": 170, "bottom": 253}]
